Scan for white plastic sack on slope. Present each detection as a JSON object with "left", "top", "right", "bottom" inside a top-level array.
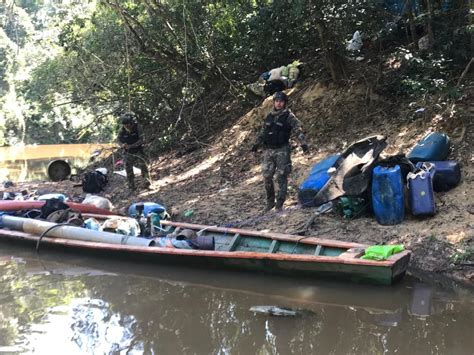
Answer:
[{"left": 82, "top": 193, "right": 113, "bottom": 211}]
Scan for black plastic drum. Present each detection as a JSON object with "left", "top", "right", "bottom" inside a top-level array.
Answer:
[{"left": 47, "top": 160, "right": 71, "bottom": 181}]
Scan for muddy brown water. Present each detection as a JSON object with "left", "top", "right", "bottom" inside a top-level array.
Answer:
[
  {"left": 0, "top": 144, "right": 112, "bottom": 182},
  {"left": 0, "top": 144, "right": 473, "bottom": 354},
  {"left": 0, "top": 245, "right": 472, "bottom": 354}
]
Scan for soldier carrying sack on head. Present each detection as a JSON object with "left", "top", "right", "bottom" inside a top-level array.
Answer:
[
  {"left": 117, "top": 112, "right": 151, "bottom": 190},
  {"left": 251, "top": 91, "right": 309, "bottom": 212}
]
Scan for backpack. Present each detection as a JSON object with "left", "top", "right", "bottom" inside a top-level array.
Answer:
[
  {"left": 40, "top": 198, "right": 70, "bottom": 219},
  {"left": 46, "top": 208, "right": 84, "bottom": 226},
  {"left": 264, "top": 80, "right": 287, "bottom": 96},
  {"left": 82, "top": 171, "right": 108, "bottom": 193}
]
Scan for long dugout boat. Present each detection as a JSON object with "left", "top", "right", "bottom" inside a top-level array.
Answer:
[{"left": 0, "top": 215, "right": 410, "bottom": 285}]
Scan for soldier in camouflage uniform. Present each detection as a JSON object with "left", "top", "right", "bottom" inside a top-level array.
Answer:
[
  {"left": 252, "top": 91, "right": 309, "bottom": 212},
  {"left": 117, "top": 112, "right": 151, "bottom": 190}
]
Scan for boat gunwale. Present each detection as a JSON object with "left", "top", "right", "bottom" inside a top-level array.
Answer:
[
  {"left": 159, "top": 220, "right": 368, "bottom": 249},
  {"left": 84, "top": 215, "right": 370, "bottom": 249},
  {"left": 0, "top": 228, "right": 411, "bottom": 267}
]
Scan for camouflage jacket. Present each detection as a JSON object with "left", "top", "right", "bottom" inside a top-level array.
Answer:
[{"left": 254, "top": 108, "right": 308, "bottom": 148}]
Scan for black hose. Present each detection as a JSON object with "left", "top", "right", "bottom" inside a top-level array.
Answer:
[{"left": 35, "top": 223, "right": 74, "bottom": 253}]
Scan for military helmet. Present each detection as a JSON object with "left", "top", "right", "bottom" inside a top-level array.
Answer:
[
  {"left": 120, "top": 112, "right": 136, "bottom": 125},
  {"left": 273, "top": 91, "right": 288, "bottom": 102}
]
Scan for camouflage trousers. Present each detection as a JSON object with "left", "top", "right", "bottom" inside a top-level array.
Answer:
[
  {"left": 124, "top": 149, "right": 150, "bottom": 188},
  {"left": 261, "top": 145, "right": 292, "bottom": 204}
]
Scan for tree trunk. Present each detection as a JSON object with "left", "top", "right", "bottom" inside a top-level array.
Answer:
[
  {"left": 406, "top": 0, "right": 419, "bottom": 50},
  {"left": 308, "top": 0, "right": 347, "bottom": 84},
  {"left": 425, "top": 0, "right": 435, "bottom": 45},
  {"left": 315, "top": 22, "right": 347, "bottom": 84}
]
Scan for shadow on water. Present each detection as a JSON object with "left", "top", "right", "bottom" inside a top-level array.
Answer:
[{"left": 0, "top": 244, "right": 473, "bottom": 354}]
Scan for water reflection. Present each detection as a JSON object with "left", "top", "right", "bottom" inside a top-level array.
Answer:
[
  {"left": 0, "top": 248, "right": 473, "bottom": 354},
  {"left": 0, "top": 144, "right": 112, "bottom": 182},
  {"left": 410, "top": 283, "right": 433, "bottom": 318}
]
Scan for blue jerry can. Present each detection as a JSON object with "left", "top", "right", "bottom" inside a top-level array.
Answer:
[
  {"left": 416, "top": 161, "right": 461, "bottom": 192},
  {"left": 407, "top": 132, "right": 450, "bottom": 163},
  {"left": 407, "top": 169, "right": 436, "bottom": 216},
  {"left": 128, "top": 202, "right": 166, "bottom": 217},
  {"left": 298, "top": 154, "right": 341, "bottom": 207},
  {"left": 372, "top": 165, "right": 405, "bottom": 225}
]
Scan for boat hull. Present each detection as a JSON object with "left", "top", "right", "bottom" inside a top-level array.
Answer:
[{"left": 0, "top": 222, "right": 410, "bottom": 285}]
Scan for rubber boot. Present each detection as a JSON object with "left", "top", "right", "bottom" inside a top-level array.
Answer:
[
  {"left": 263, "top": 200, "right": 275, "bottom": 213},
  {"left": 275, "top": 174, "right": 288, "bottom": 211},
  {"left": 275, "top": 199, "right": 285, "bottom": 212},
  {"left": 263, "top": 178, "right": 275, "bottom": 213}
]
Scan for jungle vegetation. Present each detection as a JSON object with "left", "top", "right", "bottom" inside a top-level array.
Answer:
[{"left": 0, "top": 0, "right": 471, "bottom": 147}]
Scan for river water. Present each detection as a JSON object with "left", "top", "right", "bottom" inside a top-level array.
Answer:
[
  {"left": 0, "top": 144, "right": 112, "bottom": 182},
  {"left": 0, "top": 144, "right": 473, "bottom": 354},
  {"left": 0, "top": 244, "right": 472, "bottom": 354}
]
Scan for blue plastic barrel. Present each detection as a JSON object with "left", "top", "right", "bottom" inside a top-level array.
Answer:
[
  {"left": 128, "top": 202, "right": 166, "bottom": 217},
  {"left": 298, "top": 154, "right": 341, "bottom": 207},
  {"left": 372, "top": 165, "right": 405, "bottom": 225},
  {"left": 407, "top": 132, "right": 450, "bottom": 163}
]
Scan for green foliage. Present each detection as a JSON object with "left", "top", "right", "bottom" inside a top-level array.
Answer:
[
  {"left": 0, "top": 0, "right": 471, "bottom": 147},
  {"left": 393, "top": 48, "right": 451, "bottom": 97},
  {"left": 378, "top": 2, "right": 471, "bottom": 99},
  {"left": 450, "top": 245, "right": 474, "bottom": 265},
  {"left": 316, "top": 0, "right": 385, "bottom": 39}
]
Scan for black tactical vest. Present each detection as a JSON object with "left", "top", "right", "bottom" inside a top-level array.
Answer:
[
  {"left": 262, "top": 111, "right": 292, "bottom": 148},
  {"left": 118, "top": 125, "right": 143, "bottom": 154}
]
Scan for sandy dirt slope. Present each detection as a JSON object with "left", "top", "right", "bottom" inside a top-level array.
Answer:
[{"left": 8, "top": 82, "right": 473, "bottom": 284}]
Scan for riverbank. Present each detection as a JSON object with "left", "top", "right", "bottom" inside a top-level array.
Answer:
[{"left": 4, "top": 81, "right": 473, "bottom": 285}]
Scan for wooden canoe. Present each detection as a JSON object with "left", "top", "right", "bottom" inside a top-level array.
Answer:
[{"left": 0, "top": 215, "right": 411, "bottom": 285}]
